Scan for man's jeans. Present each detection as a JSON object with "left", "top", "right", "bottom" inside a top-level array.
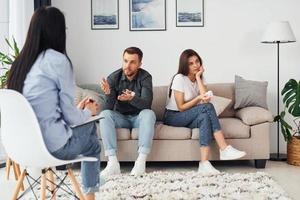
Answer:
[
  {"left": 99, "top": 109, "right": 156, "bottom": 156},
  {"left": 51, "top": 123, "right": 101, "bottom": 194},
  {"left": 164, "top": 103, "right": 221, "bottom": 146}
]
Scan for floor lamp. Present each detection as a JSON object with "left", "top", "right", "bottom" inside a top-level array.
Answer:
[{"left": 261, "top": 21, "right": 296, "bottom": 161}]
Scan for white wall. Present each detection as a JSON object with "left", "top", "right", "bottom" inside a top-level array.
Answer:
[{"left": 54, "top": 0, "right": 300, "bottom": 154}]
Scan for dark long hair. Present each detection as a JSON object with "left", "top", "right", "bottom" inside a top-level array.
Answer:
[
  {"left": 7, "top": 6, "right": 67, "bottom": 92},
  {"left": 168, "top": 49, "right": 203, "bottom": 97}
]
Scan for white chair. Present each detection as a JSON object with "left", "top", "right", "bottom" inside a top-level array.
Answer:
[{"left": 0, "top": 89, "right": 98, "bottom": 200}]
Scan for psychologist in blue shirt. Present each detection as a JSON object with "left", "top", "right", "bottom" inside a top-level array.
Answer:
[{"left": 7, "top": 6, "right": 100, "bottom": 200}]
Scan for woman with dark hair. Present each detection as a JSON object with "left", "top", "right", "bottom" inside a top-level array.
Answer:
[
  {"left": 8, "top": 7, "right": 100, "bottom": 200},
  {"left": 164, "top": 49, "right": 246, "bottom": 174}
]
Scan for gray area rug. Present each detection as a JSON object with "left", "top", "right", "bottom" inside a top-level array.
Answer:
[
  {"left": 99, "top": 171, "right": 291, "bottom": 200},
  {"left": 23, "top": 171, "right": 291, "bottom": 199}
]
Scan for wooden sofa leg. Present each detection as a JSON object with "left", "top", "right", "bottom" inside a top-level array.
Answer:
[{"left": 255, "top": 159, "right": 267, "bottom": 168}]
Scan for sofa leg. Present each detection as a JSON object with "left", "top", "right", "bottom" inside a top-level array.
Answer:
[{"left": 254, "top": 159, "right": 267, "bottom": 168}]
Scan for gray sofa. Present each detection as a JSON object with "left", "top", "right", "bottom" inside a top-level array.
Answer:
[{"left": 77, "top": 83, "right": 273, "bottom": 168}]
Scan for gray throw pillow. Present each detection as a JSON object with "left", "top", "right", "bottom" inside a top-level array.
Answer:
[{"left": 234, "top": 75, "right": 268, "bottom": 109}]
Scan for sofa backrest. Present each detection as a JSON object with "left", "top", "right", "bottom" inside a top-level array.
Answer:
[
  {"left": 79, "top": 83, "right": 236, "bottom": 120},
  {"left": 151, "top": 86, "right": 169, "bottom": 121},
  {"left": 152, "top": 83, "right": 236, "bottom": 121}
]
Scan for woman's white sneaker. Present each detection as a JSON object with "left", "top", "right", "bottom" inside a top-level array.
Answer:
[
  {"left": 130, "top": 161, "right": 145, "bottom": 176},
  {"left": 100, "top": 161, "right": 121, "bottom": 178},
  {"left": 198, "top": 161, "right": 220, "bottom": 175},
  {"left": 220, "top": 145, "right": 246, "bottom": 160}
]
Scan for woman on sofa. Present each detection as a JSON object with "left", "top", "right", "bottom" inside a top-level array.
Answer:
[
  {"left": 7, "top": 7, "right": 100, "bottom": 200},
  {"left": 164, "top": 49, "right": 246, "bottom": 174}
]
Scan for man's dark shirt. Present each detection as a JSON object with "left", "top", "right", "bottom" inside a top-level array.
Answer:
[{"left": 103, "top": 68, "right": 153, "bottom": 115}]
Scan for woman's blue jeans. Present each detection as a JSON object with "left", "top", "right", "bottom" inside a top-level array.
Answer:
[
  {"left": 51, "top": 122, "right": 101, "bottom": 194},
  {"left": 164, "top": 103, "right": 221, "bottom": 146}
]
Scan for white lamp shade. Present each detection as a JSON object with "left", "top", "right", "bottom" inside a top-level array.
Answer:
[{"left": 261, "top": 21, "right": 296, "bottom": 43}]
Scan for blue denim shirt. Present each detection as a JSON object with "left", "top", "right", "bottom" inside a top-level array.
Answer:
[{"left": 22, "top": 49, "right": 91, "bottom": 152}]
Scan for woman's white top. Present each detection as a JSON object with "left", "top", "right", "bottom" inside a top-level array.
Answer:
[{"left": 165, "top": 74, "right": 201, "bottom": 111}]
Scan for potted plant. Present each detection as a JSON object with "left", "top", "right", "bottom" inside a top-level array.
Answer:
[
  {"left": 274, "top": 79, "right": 300, "bottom": 166},
  {"left": 0, "top": 37, "right": 20, "bottom": 88}
]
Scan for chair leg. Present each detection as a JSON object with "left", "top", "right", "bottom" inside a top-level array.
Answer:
[
  {"left": 15, "top": 163, "right": 24, "bottom": 191},
  {"left": 40, "top": 169, "right": 47, "bottom": 200},
  {"left": 11, "top": 169, "right": 26, "bottom": 200},
  {"left": 67, "top": 168, "right": 85, "bottom": 200},
  {"left": 12, "top": 162, "right": 19, "bottom": 181},
  {"left": 47, "top": 169, "right": 56, "bottom": 200},
  {"left": 5, "top": 158, "right": 11, "bottom": 180}
]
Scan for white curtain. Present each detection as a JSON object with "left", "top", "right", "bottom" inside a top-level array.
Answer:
[
  {"left": 0, "top": 0, "right": 33, "bottom": 164},
  {"left": 9, "top": 0, "right": 34, "bottom": 48}
]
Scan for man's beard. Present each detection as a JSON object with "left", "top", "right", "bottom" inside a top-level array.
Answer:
[{"left": 124, "top": 70, "right": 137, "bottom": 78}]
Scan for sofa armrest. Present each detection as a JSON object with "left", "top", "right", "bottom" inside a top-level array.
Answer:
[{"left": 235, "top": 106, "right": 273, "bottom": 125}]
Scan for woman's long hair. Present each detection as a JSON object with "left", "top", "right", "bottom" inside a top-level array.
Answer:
[
  {"left": 168, "top": 49, "right": 203, "bottom": 97},
  {"left": 7, "top": 6, "right": 67, "bottom": 92}
]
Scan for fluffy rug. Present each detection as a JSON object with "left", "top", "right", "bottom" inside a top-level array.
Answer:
[
  {"left": 99, "top": 171, "right": 291, "bottom": 200},
  {"left": 23, "top": 171, "right": 291, "bottom": 200}
]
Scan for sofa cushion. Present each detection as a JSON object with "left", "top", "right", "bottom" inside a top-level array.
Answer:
[
  {"left": 234, "top": 75, "right": 268, "bottom": 109},
  {"left": 235, "top": 106, "right": 273, "bottom": 125},
  {"left": 151, "top": 86, "right": 169, "bottom": 121},
  {"left": 97, "top": 123, "right": 130, "bottom": 140},
  {"left": 131, "top": 123, "right": 191, "bottom": 140},
  {"left": 191, "top": 118, "right": 250, "bottom": 139}
]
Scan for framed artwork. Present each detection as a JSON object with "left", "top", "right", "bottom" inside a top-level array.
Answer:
[
  {"left": 176, "top": 0, "right": 204, "bottom": 27},
  {"left": 91, "top": 0, "right": 119, "bottom": 30},
  {"left": 129, "top": 0, "right": 166, "bottom": 31}
]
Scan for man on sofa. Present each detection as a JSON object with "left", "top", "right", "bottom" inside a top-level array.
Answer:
[{"left": 99, "top": 47, "right": 156, "bottom": 177}]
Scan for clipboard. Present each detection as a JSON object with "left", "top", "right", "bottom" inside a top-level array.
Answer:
[{"left": 71, "top": 116, "right": 104, "bottom": 128}]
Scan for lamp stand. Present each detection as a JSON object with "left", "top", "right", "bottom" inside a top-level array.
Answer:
[{"left": 270, "top": 42, "right": 287, "bottom": 161}]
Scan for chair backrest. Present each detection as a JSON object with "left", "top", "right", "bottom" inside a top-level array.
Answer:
[{"left": 0, "top": 89, "right": 60, "bottom": 167}]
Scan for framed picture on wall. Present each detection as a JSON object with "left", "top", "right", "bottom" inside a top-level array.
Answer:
[
  {"left": 91, "top": 0, "right": 119, "bottom": 30},
  {"left": 176, "top": 0, "right": 204, "bottom": 27},
  {"left": 129, "top": 0, "right": 166, "bottom": 31}
]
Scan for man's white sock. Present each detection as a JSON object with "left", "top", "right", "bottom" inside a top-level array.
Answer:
[
  {"left": 136, "top": 153, "right": 147, "bottom": 162},
  {"left": 108, "top": 155, "right": 118, "bottom": 163}
]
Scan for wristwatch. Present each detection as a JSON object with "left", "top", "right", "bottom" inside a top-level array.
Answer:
[{"left": 130, "top": 91, "right": 135, "bottom": 97}]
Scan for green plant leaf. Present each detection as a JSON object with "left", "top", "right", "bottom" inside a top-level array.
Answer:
[
  {"left": 279, "top": 118, "right": 292, "bottom": 130},
  {"left": 280, "top": 123, "right": 288, "bottom": 141},
  {"left": 280, "top": 111, "right": 286, "bottom": 118},
  {"left": 286, "top": 129, "right": 293, "bottom": 142},
  {"left": 13, "top": 37, "right": 20, "bottom": 57},
  {"left": 5, "top": 38, "right": 13, "bottom": 50},
  {"left": 274, "top": 115, "right": 281, "bottom": 122},
  {"left": 281, "top": 79, "right": 300, "bottom": 117}
]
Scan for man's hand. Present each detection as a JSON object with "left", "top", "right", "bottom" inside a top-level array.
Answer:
[
  {"left": 100, "top": 78, "right": 110, "bottom": 95},
  {"left": 117, "top": 89, "right": 134, "bottom": 101}
]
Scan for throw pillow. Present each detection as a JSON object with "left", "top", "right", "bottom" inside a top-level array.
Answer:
[
  {"left": 210, "top": 95, "right": 232, "bottom": 116},
  {"left": 234, "top": 75, "right": 268, "bottom": 109}
]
